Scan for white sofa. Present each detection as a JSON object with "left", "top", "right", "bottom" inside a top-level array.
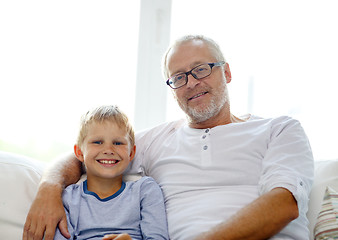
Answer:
[{"left": 0, "top": 150, "right": 337, "bottom": 240}]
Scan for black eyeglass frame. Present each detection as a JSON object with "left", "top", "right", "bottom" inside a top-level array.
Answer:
[{"left": 166, "top": 61, "right": 225, "bottom": 89}]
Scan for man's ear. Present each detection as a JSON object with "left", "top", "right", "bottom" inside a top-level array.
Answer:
[
  {"left": 74, "top": 145, "right": 84, "bottom": 162},
  {"left": 224, "top": 62, "right": 232, "bottom": 83},
  {"left": 129, "top": 145, "right": 136, "bottom": 162}
]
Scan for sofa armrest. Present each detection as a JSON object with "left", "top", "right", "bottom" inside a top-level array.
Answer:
[
  {"left": 0, "top": 151, "right": 45, "bottom": 240},
  {"left": 307, "top": 159, "right": 338, "bottom": 239}
]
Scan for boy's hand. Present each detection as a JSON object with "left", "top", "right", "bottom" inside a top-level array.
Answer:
[{"left": 102, "top": 233, "right": 132, "bottom": 240}]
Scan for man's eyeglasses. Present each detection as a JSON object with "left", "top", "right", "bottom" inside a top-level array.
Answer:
[{"left": 166, "top": 61, "right": 225, "bottom": 89}]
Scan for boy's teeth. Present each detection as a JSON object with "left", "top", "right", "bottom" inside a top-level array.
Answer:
[{"left": 100, "top": 160, "right": 118, "bottom": 164}]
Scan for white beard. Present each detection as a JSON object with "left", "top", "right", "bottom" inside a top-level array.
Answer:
[
  {"left": 185, "top": 95, "right": 226, "bottom": 124},
  {"left": 176, "top": 80, "right": 229, "bottom": 124}
]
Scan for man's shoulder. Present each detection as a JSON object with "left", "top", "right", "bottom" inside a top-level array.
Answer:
[
  {"left": 249, "top": 115, "right": 300, "bottom": 126},
  {"left": 249, "top": 114, "right": 292, "bottom": 121},
  {"left": 136, "top": 119, "right": 186, "bottom": 141},
  {"left": 248, "top": 115, "right": 307, "bottom": 143}
]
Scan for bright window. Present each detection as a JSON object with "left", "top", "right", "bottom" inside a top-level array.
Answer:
[
  {"left": 1, "top": 1, "right": 337, "bottom": 162},
  {"left": 167, "top": 0, "right": 338, "bottom": 161},
  {"left": 0, "top": 1, "right": 140, "bottom": 161}
]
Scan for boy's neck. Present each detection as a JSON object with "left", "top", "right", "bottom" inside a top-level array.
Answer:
[{"left": 86, "top": 176, "right": 124, "bottom": 199}]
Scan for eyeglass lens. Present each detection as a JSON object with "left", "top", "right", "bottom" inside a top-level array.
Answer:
[{"left": 170, "top": 63, "right": 211, "bottom": 89}]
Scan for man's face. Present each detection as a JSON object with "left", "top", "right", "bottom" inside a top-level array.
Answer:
[{"left": 166, "top": 40, "right": 231, "bottom": 124}]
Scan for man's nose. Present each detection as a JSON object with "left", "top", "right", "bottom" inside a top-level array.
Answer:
[{"left": 186, "top": 73, "right": 200, "bottom": 89}]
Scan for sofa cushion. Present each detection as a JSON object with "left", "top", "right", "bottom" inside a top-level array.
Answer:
[
  {"left": 313, "top": 186, "right": 338, "bottom": 239},
  {"left": 307, "top": 159, "right": 338, "bottom": 239},
  {"left": 0, "top": 151, "right": 45, "bottom": 240}
]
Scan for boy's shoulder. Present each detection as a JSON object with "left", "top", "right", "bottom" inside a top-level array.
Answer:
[
  {"left": 64, "top": 181, "right": 83, "bottom": 193},
  {"left": 126, "top": 176, "right": 161, "bottom": 192},
  {"left": 62, "top": 182, "right": 84, "bottom": 204},
  {"left": 127, "top": 176, "right": 156, "bottom": 185},
  {"left": 125, "top": 176, "right": 164, "bottom": 202}
]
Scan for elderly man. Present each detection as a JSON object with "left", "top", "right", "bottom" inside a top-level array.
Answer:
[{"left": 24, "top": 35, "right": 314, "bottom": 240}]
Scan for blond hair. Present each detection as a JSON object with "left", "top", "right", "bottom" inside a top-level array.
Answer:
[
  {"left": 76, "top": 105, "right": 135, "bottom": 149},
  {"left": 162, "top": 35, "right": 226, "bottom": 79}
]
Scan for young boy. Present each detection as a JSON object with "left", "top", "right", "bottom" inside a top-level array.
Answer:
[{"left": 54, "top": 105, "right": 169, "bottom": 240}]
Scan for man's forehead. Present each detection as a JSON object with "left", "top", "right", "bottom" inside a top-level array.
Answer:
[
  {"left": 167, "top": 41, "right": 215, "bottom": 73},
  {"left": 170, "top": 39, "right": 206, "bottom": 55}
]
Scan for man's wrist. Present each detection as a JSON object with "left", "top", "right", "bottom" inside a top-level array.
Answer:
[{"left": 38, "top": 179, "right": 64, "bottom": 196}]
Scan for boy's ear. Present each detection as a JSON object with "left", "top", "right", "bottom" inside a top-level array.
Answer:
[
  {"left": 74, "top": 145, "right": 84, "bottom": 162},
  {"left": 129, "top": 145, "right": 136, "bottom": 162}
]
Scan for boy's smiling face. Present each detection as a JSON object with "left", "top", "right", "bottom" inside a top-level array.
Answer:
[{"left": 75, "top": 120, "right": 135, "bottom": 182}]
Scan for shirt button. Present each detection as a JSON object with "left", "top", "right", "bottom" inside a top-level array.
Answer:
[
  {"left": 203, "top": 145, "right": 208, "bottom": 150},
  {"left": 299, "top": 181, "right": 303, "bottom": 186},
  {"left": 205, "top": 129, "right": 209, "bottom": 133},
  {"left": 202, "top": 135, "right": 206, "bottom": 139}
]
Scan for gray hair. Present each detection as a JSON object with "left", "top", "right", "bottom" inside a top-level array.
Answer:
[{"left": 162, "top": 35, "right": 226, "bottom": 79}]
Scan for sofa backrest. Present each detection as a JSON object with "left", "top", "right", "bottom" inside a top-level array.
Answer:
[{"left": 1, "top": 150, "right": 337, "bottom": 240}]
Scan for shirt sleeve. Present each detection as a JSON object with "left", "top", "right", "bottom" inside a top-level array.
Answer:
[
  {"left": 139, "top": 177, "right": 169, "bottom": 240},
  {"left": 258, "top": 116, "right": 314, "bottom": 215},
  {"left": 54, "top": 186, "right": 76, "bottom": 240}
]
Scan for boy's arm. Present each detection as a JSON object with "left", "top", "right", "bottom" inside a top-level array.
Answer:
[
  {"left": 140, "top": 177, "right": 169, "bottom": 240},
  {"left": 23, "top": 152, "right": 84, "bottom": 240},
  {"left": 53, "top": 197, "right": 74, "bottom": 240},
  {"left": 53, "top": 185, "right": 77, "bottom": 240}
]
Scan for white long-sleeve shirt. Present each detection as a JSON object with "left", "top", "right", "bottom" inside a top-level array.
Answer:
[{"left": 128, "top": 115, "right": 314, "bottom": 240}]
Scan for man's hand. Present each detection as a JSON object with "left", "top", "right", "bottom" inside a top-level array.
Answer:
[
  {"left": 22, "top": 152, "right": 83, "bottom": 240},
  {"left": 23, "top": 183, "right": 70, "bottom": 240},
  {"left": 193, "top": 188, "right": 298, "bottom": 240},
  {"left": 102, "top": 233, "right": 132, "bottom": 240}
]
